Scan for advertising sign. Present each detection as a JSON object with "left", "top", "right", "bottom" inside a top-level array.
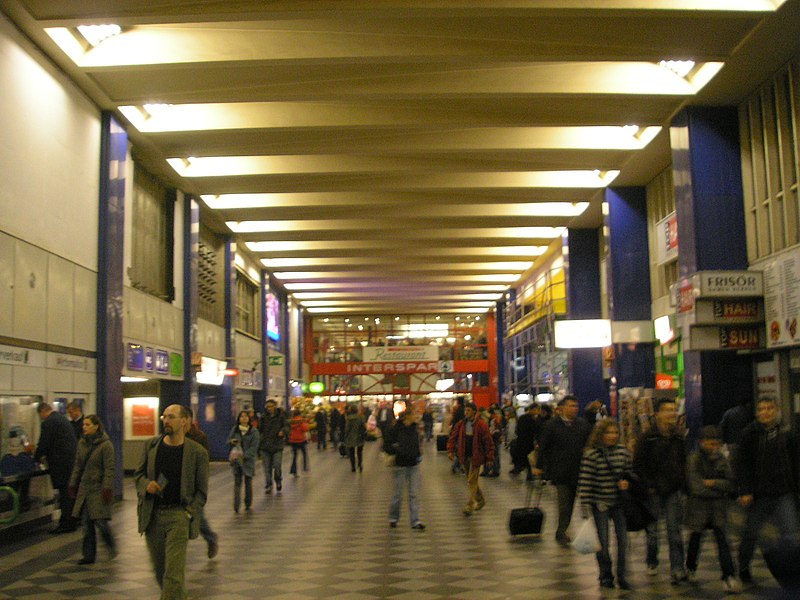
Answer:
[
  {"left": 693, "top": 270, "right": 763, "bottom": 298},
  {"left": 762, "top": 247, "right": 800, "bottom": 348},
  {"left": 656, "top": 212, "right": 678, "bottom": 264},
  {"left": 688, "top": 325, "right": 764, "bottom": 351},
  {"left": 363, "top": 346, "right": 439, "bottom": 362},
  {"left": 144, "top": 347, "right": 154, "bottom": 372},
  {"left": 155, "top": 350, "right": 169, "bottom": 374},
  {"left": 127, "top": 343, "right": 144, "bottom": 371}
]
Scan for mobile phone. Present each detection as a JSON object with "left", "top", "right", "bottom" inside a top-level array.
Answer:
[{"left": 156, "top": 473, "right": 168, "bottom": 493}]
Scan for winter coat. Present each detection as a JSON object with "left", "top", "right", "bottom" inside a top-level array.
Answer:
[
  {"left": 259, "top": 408, "right": 289, "bottom": 453},
  {"left": 634, "top": 428, "right": 687, "bottom": 497},
  {"left": 536, "top": 416, "right": 591, "bottom": 487},
  {"left": 34, "top": 411, "right": 77, "bottom": 488},
  {"left": 344, "top": 413, "right": 366, "bottom": 448},
  {"left": 69, "top": 432, "right": 115, "bottom": 520},
  {"left": 685, "top": 449, "right": 735, "bottom": 531},
  {"left": 384, "top": 419, "right": 422, "bottom": 467},
  {"left": 134, "top": 436, "right": 208, "bottom": 539},
  {"left": 227, "top": 425, "right": 261, "bottom": 478},
  {"left": 447, "top": 416, "right": 495, "bottom": 468},
  {"left": 737, "top": 421, "right": 799, "bottom": 499},
  {"left": 288, "top": 416, "right": 309, "bottom": 444}
]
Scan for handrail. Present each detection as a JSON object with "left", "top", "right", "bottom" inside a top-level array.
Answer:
[{"left": 0, "top": 486, "right": 20, "bottom": 525}]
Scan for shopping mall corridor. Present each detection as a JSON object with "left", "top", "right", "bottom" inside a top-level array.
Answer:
[{"left": 0, "top": 439, "right": 787, "bottom": 599}]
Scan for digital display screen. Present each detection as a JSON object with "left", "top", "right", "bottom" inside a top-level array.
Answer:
[{"left": 266, "top": 292, "right": 280, "bottom": 342}]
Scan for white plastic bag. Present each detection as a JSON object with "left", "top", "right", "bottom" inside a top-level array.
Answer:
[{"left": 572, "top": 518, "right": 601, "bottom": 554}]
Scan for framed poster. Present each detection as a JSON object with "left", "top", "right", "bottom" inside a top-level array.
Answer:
[{"left": 123, "top": 397, "right": 159, "bottom": 440}]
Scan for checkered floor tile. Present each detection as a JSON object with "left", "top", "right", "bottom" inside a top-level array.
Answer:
[{"left": 0, "top": 440, "right": 790, "bottom": 599}]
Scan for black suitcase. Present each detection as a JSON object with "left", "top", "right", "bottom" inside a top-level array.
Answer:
[
  {"left": 508, "top": 481, "right": 545, "bottom": 536},
  {"left": 436, "top": 434, "right": 448, "bottom": 452}
]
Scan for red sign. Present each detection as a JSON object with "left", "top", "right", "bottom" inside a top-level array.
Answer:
[
  {"left": 312, "top": 359, "right": 488, "bottom": 376},
  {"left": 719, "top": 326, "right": 761, "bottom": 349},
  {"left": 132, "top": 403, "right": 156, "bottom": 437},
  {"left": 655, "top": 373, "right": 676, "bottom": 390},
  {"left": 678, "top": 282, "right": 694, "bottom": 313}
]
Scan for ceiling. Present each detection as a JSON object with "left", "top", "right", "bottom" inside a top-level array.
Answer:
[{"left": 3, "top": 0, "right": 800, "bottom": 316}]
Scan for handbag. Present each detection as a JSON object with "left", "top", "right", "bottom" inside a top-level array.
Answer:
[
  {"left": 572, "top": 517, "right": 601, "bottom": 554},
  {"left": 228, "top": 444, "right": 244, "bottom": 465}
]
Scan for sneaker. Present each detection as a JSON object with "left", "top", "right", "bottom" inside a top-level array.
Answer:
[
  {"left": 389, "top": 521, "right": 397, "bottom": 528},
  {"left": 411, "top": 523, "right": 426, "bottom": 531},
  {"left": 276, "top": 481, "right": 282, "bottom": 492},
  {"left": 722, "top": 577, "right": 740, "bottom": 593},
  {"left": 739, "top": 568, "right": 752, "bottom": 584},
  {"left": 647, "top": 565, "right": 658, "bottom": 576},
  {"left": 265, "top": 486, "right": 272, "bottom": 494},
  {"left": 207, "top": 541, "right": 218, "bottom": 559}
]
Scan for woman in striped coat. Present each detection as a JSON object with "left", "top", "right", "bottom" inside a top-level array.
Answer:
[{"left": 578, "top": 418, "right": 633, "bottom": 590}]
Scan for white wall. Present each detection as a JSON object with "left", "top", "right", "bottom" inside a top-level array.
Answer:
[{"left": 0, "top": 16, "right": 100, "bottom": 271}]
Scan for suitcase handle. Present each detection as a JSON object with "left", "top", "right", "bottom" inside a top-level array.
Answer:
[{"left": 525, "top": 478, "right": 545, "bottom": 508}]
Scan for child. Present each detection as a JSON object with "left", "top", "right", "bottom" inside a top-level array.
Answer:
[{"left": 684, "top": 425, "right": 739, "bottom": 593}]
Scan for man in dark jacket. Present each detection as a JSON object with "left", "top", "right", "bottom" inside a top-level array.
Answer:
[
  {"left": 633, "top": 397, "right": 687, "bottom": 583},
  {"left": 511, "top": 403, "right": 539, "bottom": 477},
  {"left": 259, "top": 399, "right": 289, "bottom": 493},
  {"left": 384, "top": 409, "right": 425, "bottom": 530},
  {"left": 533, "top": 395, "right": 590, "bottom": 546},
  {"left": 66, "top": 401, "right": 84, "bottom": 441},
  {"left": 735, "top": 396, "right": 800, "bottom": 584},
  {"left": 34, "top": 402, "right": 78, "bottom": 533}
]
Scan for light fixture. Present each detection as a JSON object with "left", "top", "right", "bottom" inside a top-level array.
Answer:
[
  {"left": 658, "top": 60, "right": 696, "bottom": 78},
  {"left": 120, "top": 376, "right": 148, "bottom": 383}
]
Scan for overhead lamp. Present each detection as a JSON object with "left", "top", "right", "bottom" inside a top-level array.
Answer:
[
  {"left": 658, "top": 60, "right": 696, "bottom": 78},
  {"left": 120, "top": 376, "right": 148, "bottom": 383},
  {"left": 76, "top": 24, "right": 122, "bottom": 47}
]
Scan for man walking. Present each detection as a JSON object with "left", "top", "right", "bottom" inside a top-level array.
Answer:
[
  {"left": 34, "top": 402, "right": 78, "bottom": 533},
  {"left": 135, "top": 404, "right": 208, "bottom": 600},
  {"left": 533, "top": 395, "right": 590, "bottom": 546},
  {"left": 259, "top": 399, "right": 288, "bottom": 493},
  {"left": 447, "top": 402, "right": 495, "bottom": 516},
  {"left": 736, "top": 396, "right": 799, "bottom": 584},
  {"left": 633, "top": 397, "right": 688, "bottom": 583},
  {"left": 384, "top": 409, "right": 426, "bottom": 530}
]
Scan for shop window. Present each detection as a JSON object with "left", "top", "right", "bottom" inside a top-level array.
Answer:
[
  {"left": 235, "top": 271, "right": 260, "bottom": 337},
  {"left": 198, "top": 224, "right": 224, "bottom": 326}
]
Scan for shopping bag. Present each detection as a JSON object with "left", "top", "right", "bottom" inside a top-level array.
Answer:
[
  {"left": 228, "top": 445, "right": 244, "bottom": 465},
  {"left": 572, "top": 518, "right": 601, "bottom": 554}
]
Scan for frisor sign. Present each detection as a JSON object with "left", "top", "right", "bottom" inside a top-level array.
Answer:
[{"left": 692, "top": 270, "right": 763, "bottom": 297}]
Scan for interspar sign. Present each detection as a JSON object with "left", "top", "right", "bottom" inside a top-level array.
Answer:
[
  {"left": 311, "top": 359, "right": 488, "bottom": 376},
  {"left": 362, "top": 346, "right": 439, "bottom": 362}
]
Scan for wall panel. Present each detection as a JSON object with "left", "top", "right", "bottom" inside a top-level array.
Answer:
[{"left": 13, "top": 240, "right": 47, "bottom": 342}]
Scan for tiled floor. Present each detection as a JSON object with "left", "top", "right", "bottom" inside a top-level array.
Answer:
[{"left": 0, "top": 439, "right": 790, "bottom": 599}]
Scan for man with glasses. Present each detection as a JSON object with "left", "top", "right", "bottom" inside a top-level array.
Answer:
[{"left": 135, "top": 404, "right": 208, "bottom": 600}]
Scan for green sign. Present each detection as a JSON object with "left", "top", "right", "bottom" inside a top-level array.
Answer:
[
  {"left": 268, "top": 355, "right": 284, "bottom": 366},
  {"left": 169, "top": 353, "right": 183, "bottom": 377},
  {"left": 309, "top": 381, "right": 325, "bottom": 394}
]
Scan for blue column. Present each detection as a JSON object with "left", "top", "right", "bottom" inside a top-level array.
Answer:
[
  {"left": 670, "top": 106, "right": 749, "bottom": 438},
  {"left": 258, "top": 270, "right": 269, "bottom": 411},
  {"left": 565, "top": 228, "right": 606, "bottom": 407},
  {"left": 183, "top": 196, "right": 199, "bottom": 408},
  {"left": 605, "top": 187, "right": 656, "bottom": 389},
  {"left": 495, "top": 299, "right": 506, "bottom": 397},
  {"left": 96, "top": 113, "right": 127, "bottom": 496}
]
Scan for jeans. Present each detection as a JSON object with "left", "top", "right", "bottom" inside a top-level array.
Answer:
[
  {"left": 290, "top": 442, "right": 308, "bottom": 474},
  {"left": 232, "top": 466, "right": 252, "bottom": 511},
  {"left": 646, "top": 491, "right": 685, "bottom": 575},
  {"left": 81, "top": 506, "right": 115, "bottom": 562},
  {"left": 145, "top": 506, "right": 190, "bottom": 600},
  {"left": 423, "top": 422, "right": 433, "bottom": 441},
  {"left": 738, "top": 493, "right": 800, "bottom": 571},
  {"left": 555, "top": 484, "right": 577, "bottom": 540},
  {"left": 317, "top": 430, "right": 327, "bottom": 450},
  {"left": 389, "top": 464, "right": 421, "bottom": 526},
  {"left": 262, "top": 449, "right": 283, "bottom": 490},
  {"left": 198, "top": 508, "right": 217, "bottom": 546},
  {"left": 348, "top": 446, "right": 363, "bottom": 471},
  {"left": 686, "top": 527, "right": 735, "bottom": 578},
  {"left": 592, "top": 504, "right": 627, "bottom": 585}
]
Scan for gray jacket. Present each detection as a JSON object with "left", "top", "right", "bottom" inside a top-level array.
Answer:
[
  {"left": 134, "top": 436, "right": 208, "bottom": 539},
  {"left": 69, "top": 432, "right": 115, "bottom": 520}
]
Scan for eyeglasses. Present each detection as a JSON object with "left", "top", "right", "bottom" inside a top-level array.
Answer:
[{"left": 161, "top": 414, "right": 183, "bottom": 421}]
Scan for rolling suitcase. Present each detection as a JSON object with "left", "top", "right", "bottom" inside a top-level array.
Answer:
[
  {"left": 508, "top": 480, "right": 544, "bottom": 536},
  {"left": 436, "top": 434, "right": 448, "bottom": 452}
]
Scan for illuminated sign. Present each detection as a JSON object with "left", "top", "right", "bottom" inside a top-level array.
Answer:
[
  {"left": 554, "top": 319, "right": 611, "bottom": 349},
  {"left": 309, "top": 381, "right": 325, "bottom": 393},
  {"left": 266, "top": 292, "right": 281, "bottom": 342}
]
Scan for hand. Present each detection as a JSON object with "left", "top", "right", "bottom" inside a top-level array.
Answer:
[
  {"left": 67, "top": 485, "right": 78, "bottom": 499},
  {"left": 447, "top": 452, "right": 454, "bottom": 461},
  {"left": 102, "top": 488, "right": 113, "bottom": 504},
  {"left": 145, "top": 480, "right": 162, "bottom": 495},
  {"left": 738, "top": 494, "right": 753, "bottom": 508},
  {"left": 278, "top": 432, "right": 285, "bottom": 438},
  {"left": 532, "top": 468, "right": 543, "bottom": 477},
  {"left": 618, "top": 479, "right": 629, "bottom": 491}
]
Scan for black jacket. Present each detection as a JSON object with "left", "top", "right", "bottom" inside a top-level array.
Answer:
[
  {"left": 34, "top": 411, "right": 77, "bottom": 487},
  {"left": 737, "top": 421, "right": 798, "bottom": 499},
  {"left": 634, "top": 428, "right": 687, "bottom": 497},
  {"left": 259, "top": 408, "right": 289, "bottom": 453},
  {"left": 384, "top": 420, "right": 422, "bottom": 467},
  {"left": 536, "top": 416, "right": 590, "bottom": 487}
]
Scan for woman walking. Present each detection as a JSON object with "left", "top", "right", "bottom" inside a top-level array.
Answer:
[
  {"left": 68, "top": 415, "right": 116, "bottom": 565},
  {"left": 288, "top": 409, "right": 310, "bottom": 475},
  {"left": 578, "top": 418, "right": 633, "bottom": 590},
  {"left": 228, "top": 410, "right": 260, "bottom": 512},
  {"left": 344, "top": 404, "right": 366, "bottom": 472}
]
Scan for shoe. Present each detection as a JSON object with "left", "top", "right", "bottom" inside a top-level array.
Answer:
[
  {"left": 359, "top": 465, "right": 363, "bottom": 472},
  {"left": 600, "top": 580, "right": 614, "bottom": 589},
  {"left": 739, "top": 568, "right": 752, "bottom": 584},
  {"left": 265, "top": 486, "right": 272, "bottom": 494},
  {"left": 412, "top": 523, "right": 426, "bottom": 531},
  {"left": 207, "top": 541, "right": 218, "bottom": 559},
  {"left": 686, "top": 569, "right": 696, "bottom": 582},
  {"left": 463, "top": 505, "right": 474, "bottom": 516},
  {"left": 351, "top": 467, "right": 356, "bottom": 472},
  {"left": 556, "top": 534, "right": 571, "bottom": 547},
  {"left": 389, "top": 521, "right": 397, "bottom": 528},
  {"left": 722, "top": 576, "right": 740, "bottom": 593},
  {"left": 276, "top": 481, "right": 282, "bottom": 492},
  {"left": 475, "top": 500, "right": 485, "bottom": 511},
  {"left": 108, "top": 545, "right": 117, "bottom": 560},
  {"left": 647, "top": 565, "right": 658, "bottom": 576},
  {"left": 671, "top": 570, "right": 688, "bottom": 585},
  {"left": 617, "top": 580, "right": 632, "bottom": 590},
  {"left": 77, "top": 558, "right": 95, "bottom": 565}
]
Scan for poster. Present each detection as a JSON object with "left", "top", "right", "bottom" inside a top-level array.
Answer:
[
  {"left": 763, "top": 248, "right": 800, "bottom": 348},
  {"left": 124, "top": 397, "right": 159, "bottom": 440}
]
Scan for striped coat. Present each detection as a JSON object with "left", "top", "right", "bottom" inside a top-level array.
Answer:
[{"left": 578, "top": 445, "right": 632, "bottom": 509}]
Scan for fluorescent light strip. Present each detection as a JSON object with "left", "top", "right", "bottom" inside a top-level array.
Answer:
[{"left": 231, "top": 223, "right": 565, "bottom": 238}]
